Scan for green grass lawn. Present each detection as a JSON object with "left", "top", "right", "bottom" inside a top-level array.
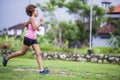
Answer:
[{"left": 0, "top": 57, "right": 120, "bottom": 80}]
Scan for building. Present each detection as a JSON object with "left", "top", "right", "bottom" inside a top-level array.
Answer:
[
  {"left": 7, "top": 23, "right": 24, "bottom": 37},
  {"left": 92, "top": 3, "right": 120, "bottom": 47},
  {"left": 107, "top": 4, "right": 120, "bottom": 18}
]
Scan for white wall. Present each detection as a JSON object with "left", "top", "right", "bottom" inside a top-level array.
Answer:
[
  {"left": 92, "top": 36, "right": 110, "bottom": 47},
  {"left": 17, "top": 29, "right": 22, "bottom": 35},
  {"left": 105, "top": 14, "right": 120, "bottom": 18},
  {"left": 8, "top": 29, "right": 22, "bottom": 36},
  {"left": 8, "top": 30, "right": 14, "bottom": 35}
]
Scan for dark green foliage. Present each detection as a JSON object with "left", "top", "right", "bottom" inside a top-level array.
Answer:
[{"left": 59, "top": 21, "right": 79, "bottom": 42}]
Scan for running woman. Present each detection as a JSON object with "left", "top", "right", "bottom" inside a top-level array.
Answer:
[{"left": 2, "top": 4, "right": 50, "bottom": 75}]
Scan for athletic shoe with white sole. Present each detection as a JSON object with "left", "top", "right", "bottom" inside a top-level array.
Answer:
[{"left": 40, "top": 68, "right": 50, "bottom": 75}]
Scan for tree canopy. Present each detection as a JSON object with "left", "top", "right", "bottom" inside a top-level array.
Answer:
[{"left": 37, "top": 0, "right": 106, "bottom": 47}]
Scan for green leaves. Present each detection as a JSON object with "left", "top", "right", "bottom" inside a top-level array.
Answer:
[
  {"left": 65, "top": 0, "right": 83, "bottom": 14},
  {"left": 38, "top": 0, "right": 65, "bottom": 12},
  {"left": 93, "top": 5, "right": 106, "bottom": 17},
  {"left": 50, "top": 0, "right": 65, "bottom": 8},
  {"left": 59, "top": 21, "right": 79, "bottom": 42},
  {"left": 108, "top": 33, "right": 120, "bottom": 48}
]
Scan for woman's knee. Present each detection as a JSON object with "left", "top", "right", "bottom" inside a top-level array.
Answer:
[
  {"left": 20, "top": 51, "right": 26, "bottom": 55},
  {"left": 36, "top": 51, "right": 42, "bottom": 57}
]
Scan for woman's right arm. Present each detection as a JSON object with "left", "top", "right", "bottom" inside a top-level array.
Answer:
[{"left": 30, "top": 18, "right": 43, "bottom": 31}]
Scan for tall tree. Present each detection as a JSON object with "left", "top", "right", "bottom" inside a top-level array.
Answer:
[{"left": 64, "top": 0, "right": 106, "bottom": 46}]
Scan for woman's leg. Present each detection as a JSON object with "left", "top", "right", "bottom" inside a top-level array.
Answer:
[
  {"left": 32, "top": 44, "right": 43, "bottom": 70},
  {"left": 6, "top": 44, "right": 29, "bottom": 60}
]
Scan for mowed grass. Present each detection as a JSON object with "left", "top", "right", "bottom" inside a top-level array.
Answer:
[{"left": 0, "top": 57, "right": 120, "bottom": 80}]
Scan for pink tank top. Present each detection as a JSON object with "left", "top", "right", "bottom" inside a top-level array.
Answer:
[{"left": 25, "top": 24, "right": 36, "bottom": 39}]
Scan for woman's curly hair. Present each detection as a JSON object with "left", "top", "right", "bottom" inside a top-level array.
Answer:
[{"left": 26, "top": 4, "right": 36, "bottom": 17}]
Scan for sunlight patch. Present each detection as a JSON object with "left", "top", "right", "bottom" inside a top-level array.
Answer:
[{"left": 14, "top": 68, "right": 39, "bottom": 71}]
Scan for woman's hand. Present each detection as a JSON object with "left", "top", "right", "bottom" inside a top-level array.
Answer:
[
  {"left": 37, "top": 28, "right": 40, "bottom": 31},
  {"left": 40, "top": 18, "right": 43, "bottom": 23},
  {"left": 37, "top": 18, "right": 43, "bottom": 31}
]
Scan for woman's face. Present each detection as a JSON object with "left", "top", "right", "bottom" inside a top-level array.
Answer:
[{"left": 33, "top": 8, "right": 39, "bottom": 17}]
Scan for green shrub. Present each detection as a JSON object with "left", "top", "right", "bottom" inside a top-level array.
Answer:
[
  {"left": 92, "top": 47, "right": 120, "bottom": 56},
  {"left": 40, "top": 44, "right": 63, "bottom": 52},
  {"left": 0, "top": 36, "right": 120, "bottom": 56}
]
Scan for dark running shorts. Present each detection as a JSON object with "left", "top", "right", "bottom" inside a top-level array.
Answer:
[{"left": 23, "top": 37, "right": 38, "bottom": 46}]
